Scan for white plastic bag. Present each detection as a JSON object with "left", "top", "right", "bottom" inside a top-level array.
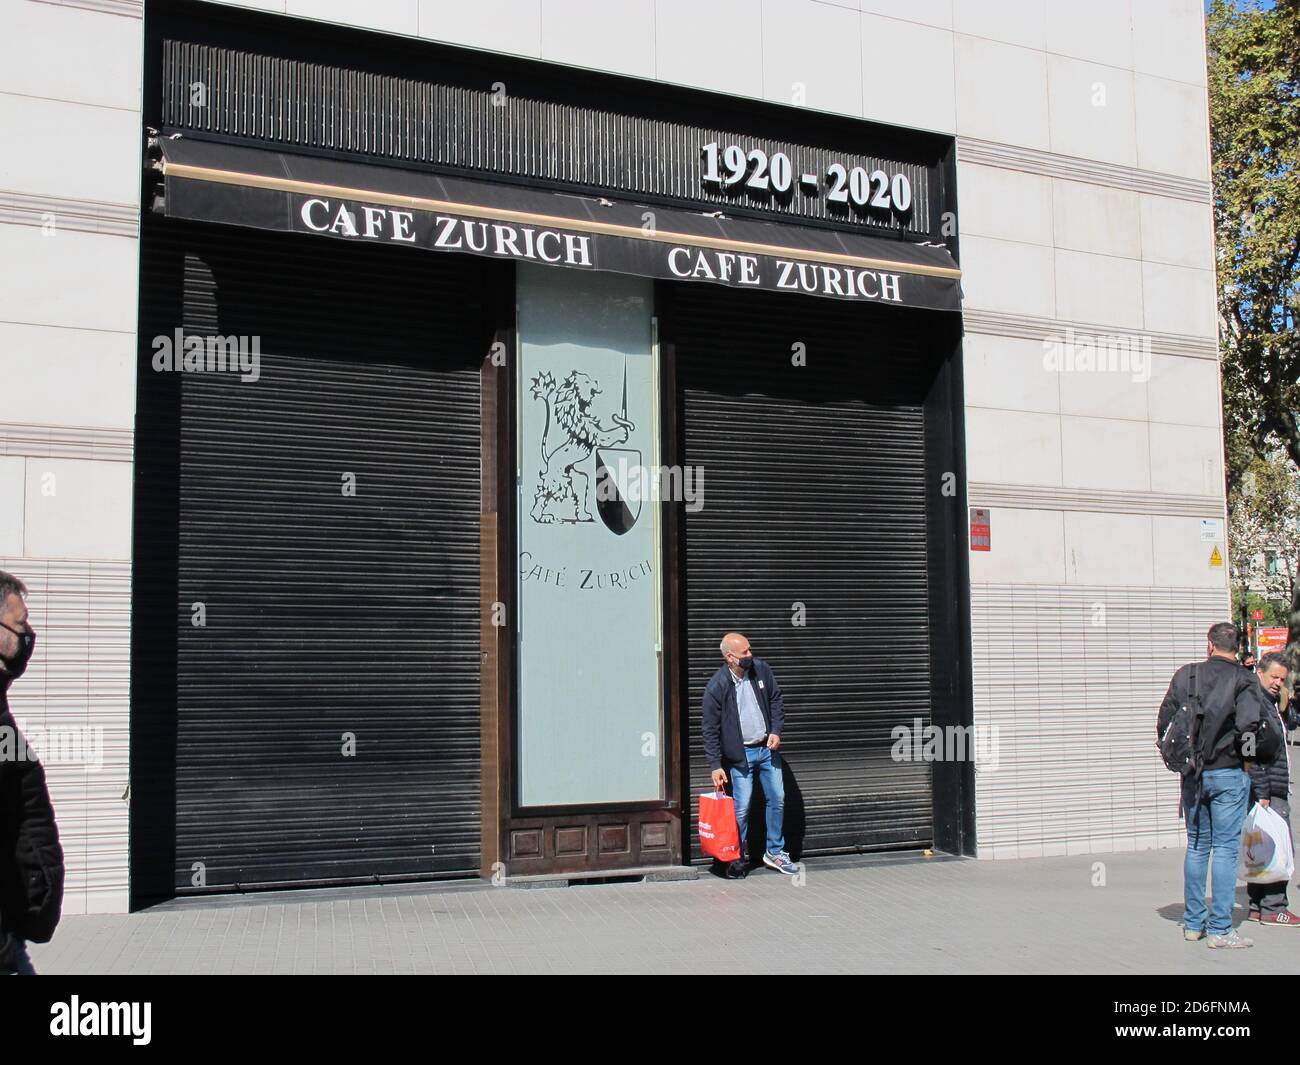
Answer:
[{"left": 1240, "top": 802, "right": 1296, "bottom": 884}]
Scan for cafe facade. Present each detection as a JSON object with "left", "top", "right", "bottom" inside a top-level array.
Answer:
[{"left": 0, "top": 0, "right": 1226, "bottom": 911}]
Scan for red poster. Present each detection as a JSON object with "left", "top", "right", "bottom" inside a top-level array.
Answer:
[{"left": 1259, "top": 627, "right": 1288, "bottom": 655}]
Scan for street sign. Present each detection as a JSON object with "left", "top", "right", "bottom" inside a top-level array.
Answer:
[{"left": 969, "top": 507, "right": 990, "bottom": 552}]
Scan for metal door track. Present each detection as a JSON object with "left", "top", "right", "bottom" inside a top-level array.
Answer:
[{"left": 504, "top": 866, "right": 700, "bottom": 890}]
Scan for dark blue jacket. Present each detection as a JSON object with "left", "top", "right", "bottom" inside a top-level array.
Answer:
[{"left": 702, "top": 658, "right": 785, "bottom": 770}]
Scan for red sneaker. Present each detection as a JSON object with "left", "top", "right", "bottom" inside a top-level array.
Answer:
[
  {"left": 1260, "top": 910, "right": 1300, "bottom": 926},
  {"left": 1247, "top": 908, "right": 1262, "bottom": 923}
]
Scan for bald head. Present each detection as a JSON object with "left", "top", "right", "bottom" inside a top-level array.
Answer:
[
  {"left": 721, "top": 632, "right": 753, "bottom": 677},
  {"left": 721, "top": 632, "right": 748, "bottom": 656}
]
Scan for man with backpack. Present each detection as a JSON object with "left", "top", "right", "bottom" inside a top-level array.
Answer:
[
  {"left": 1157, "top": 622, "right": 1280, "bottom": 948},
  {"left": 1246, "top": 652, "right": 1300, "bottom": 926}
]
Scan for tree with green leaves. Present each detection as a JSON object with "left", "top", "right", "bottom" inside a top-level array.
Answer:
[
  {"left": 1210, "top": 0, "right": 1300, "bottom": 672},
  {"left": 1229, "top": 451, "right": 1300, "bottom": 627}
]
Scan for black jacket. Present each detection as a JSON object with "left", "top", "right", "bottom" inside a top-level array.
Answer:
[
  {"left": 702, "top": 658, "right": 785, "bottom": 771},
  {"left": 0, "top": 684, "right": 64, "bottom": 964},
  {"left": 1157, "top": 656, "right": 1269, "bottom": 772},
  {"left": 1247, "top": 690, "right": 1298, "bottom": 802}
]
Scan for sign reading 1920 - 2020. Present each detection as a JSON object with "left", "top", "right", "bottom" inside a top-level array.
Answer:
[{"left": 701, "top": 141, "right": 915, "bottom": 221}]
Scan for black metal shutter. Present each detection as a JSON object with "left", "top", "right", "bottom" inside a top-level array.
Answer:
[
  {"left": 138, "top": 221, "right": 489, "bottom": 892},
  {"left": 673, "top": 283, "right": 935, "bottom": 858}
]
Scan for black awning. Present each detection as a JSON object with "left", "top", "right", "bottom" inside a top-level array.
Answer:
[{"left": 152, "top": 137, "right": 962, "bottom": 312}]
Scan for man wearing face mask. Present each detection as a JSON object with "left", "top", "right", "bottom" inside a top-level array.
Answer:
[
  {"left": 1246, "top": 652, "right": 1300, "bottom": 926},
  {"left": 0, "top": 570, "right": 63, "bottom": 975},
  {"left": 702, "top": 632, "right": 798, "bottom": 877}
]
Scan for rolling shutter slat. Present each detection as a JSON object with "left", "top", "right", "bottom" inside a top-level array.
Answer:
[
  {"left": 675, "top": 284, "right": 935, "bottom": 857},
  {"left": 136, "top": 221, "right": 487, "bottom": 892}
]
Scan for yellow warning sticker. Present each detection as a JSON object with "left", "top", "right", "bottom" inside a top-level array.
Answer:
[{"left": 1209, "top": 546, "right": 1224, "bottom": 567}]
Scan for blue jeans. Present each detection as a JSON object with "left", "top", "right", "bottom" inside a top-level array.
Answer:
[
  {"left": 1183, "top": 767, "right": 1251, "bottom": 936},
  {"left": 729, "top": 745, "right": 785, "bottom": 858}
]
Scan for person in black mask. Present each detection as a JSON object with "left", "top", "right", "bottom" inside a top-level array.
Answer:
[
  {"left": 701, "top": 632, "right": 798, "bottom": 878},
  {"left": 0, "top": 569, "right": 63, "bottom": 975}
]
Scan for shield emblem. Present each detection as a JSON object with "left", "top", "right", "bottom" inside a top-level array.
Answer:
[{"left": 595, "top": 448, "right": 643, "bottom": 535}]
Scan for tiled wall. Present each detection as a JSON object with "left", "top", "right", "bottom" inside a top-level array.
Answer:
[
  {"left": 0, "top": 0, "right": 143, "bottom": 912},
  {"left": 971, "top": 584, "right": 1226, "bottom": 857},
  {"left": 940, "top": 2, "right": 1227, "bottom": 856},
  {"left": 0, "top": 557, "right": 132, "bottom": 913}
]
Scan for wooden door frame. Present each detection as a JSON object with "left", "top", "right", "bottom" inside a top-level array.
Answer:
[{"left": 480, "top": 266, "right": 684, "bottom": 878}]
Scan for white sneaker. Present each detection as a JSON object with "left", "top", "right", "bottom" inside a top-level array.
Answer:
[{"left": 1206, "top": 929, "right": 1253, "bottom": 949}]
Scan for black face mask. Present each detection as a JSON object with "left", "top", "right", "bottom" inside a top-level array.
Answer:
[
  {"left": 1, "top": 622, "right": 35, "bottom": 685},
  {"left": 737, "top": 655, "right": 754, "bottom": 672}
]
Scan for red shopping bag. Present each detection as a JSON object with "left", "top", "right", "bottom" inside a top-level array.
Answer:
[{"left": 698, "top": 791, "right": 741, "bottom": 863}]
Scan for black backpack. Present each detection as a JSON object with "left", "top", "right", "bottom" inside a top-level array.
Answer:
[{"left": 1159, "top": 664, "right": 1204, "bottom": 777}]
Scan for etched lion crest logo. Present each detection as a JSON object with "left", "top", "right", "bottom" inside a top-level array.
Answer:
[{"left": 529, "top": 369, "right": 636, "bottom": 525}]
